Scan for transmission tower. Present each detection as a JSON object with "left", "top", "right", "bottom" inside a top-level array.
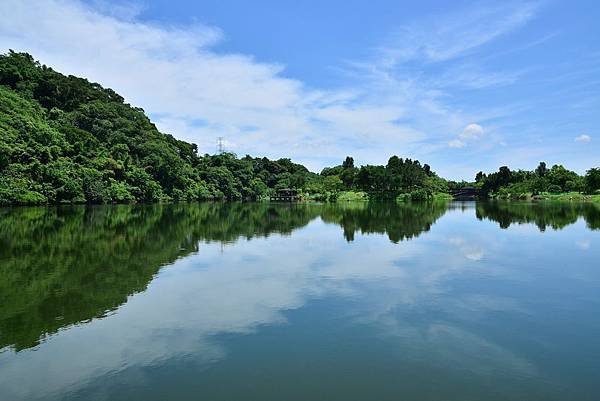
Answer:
[{"left": 216, "top": 137, "right": 225, "bottom": 154}]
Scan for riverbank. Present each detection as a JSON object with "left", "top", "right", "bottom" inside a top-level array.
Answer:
[
  {"left": 356, "top": 190, "right": 600, "bottom": 203},
  {"left": 4, "top": 191, "right": 600, "bottom": 207},
  {"left": 533, "top": 192, "right": 600, "bottom": 202},
  {"left": 493, "top": 192, "right": 600, "bottom": 203},
  {"left": 302, "top": 190, "right": 452, "bottom": 203}
]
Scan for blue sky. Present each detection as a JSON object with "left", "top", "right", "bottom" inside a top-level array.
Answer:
[{"left": 0, "top": 0, "right": 598, "bottom": 179}]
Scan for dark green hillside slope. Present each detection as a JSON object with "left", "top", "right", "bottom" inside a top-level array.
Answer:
[{"left": 0, "top": 51, "right": 317, "bottom": 204}]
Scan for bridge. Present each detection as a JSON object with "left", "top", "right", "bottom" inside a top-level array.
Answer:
[{"left": 450, "top": 188, "right": 482, "bottom": 200}]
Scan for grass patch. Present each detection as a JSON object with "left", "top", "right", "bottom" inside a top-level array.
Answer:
[
  {"left": 397, "top": 192, "right": 453, "bottom": 202},
  {"left": 433, "top": 192, "right": 454, "bottom": 201},
  {"left": 532, "top": 192, "right": 600, "bottom": 202},
  {"left": 336, "top": 191, "right": 369, "bottom": 202}
]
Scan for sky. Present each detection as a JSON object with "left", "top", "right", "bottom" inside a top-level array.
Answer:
[{"left": 0, "top": 0, "right": 598, "bottom": 179}]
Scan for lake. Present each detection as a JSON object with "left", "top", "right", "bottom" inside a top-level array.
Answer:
[{"left": 1, "top": 201, "right": 599, "bottom": 401}]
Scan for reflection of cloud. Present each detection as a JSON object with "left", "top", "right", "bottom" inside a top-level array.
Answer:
[
  {"left": 575, "top": 134, "right": 591, "bottom": 143},
  {"left": 349, "top": 303, "right": 536, "bottom": 379},
  {"left": 465, "top": 249, "right": 485, "bottom": 261},
  {"left": 448, "top": 237, "right": 485, "bottom": 261},
  {"left": 448, "top": 237, "right": 465, "bottom": 246},
  {"left": 427, "top": 324, "right": 536, "bottom": 375},
  {"left": 576, "top": 240, "right": 591, "bottom": 250},
  {"left": 0, "top": 217, "right": 527, "bottom": 400},
  {"left": 0, "top": 222, "right": 422, "bottom": 399}
]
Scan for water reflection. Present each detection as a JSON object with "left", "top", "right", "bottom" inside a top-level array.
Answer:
[
  {"left": 0, "top": 201, "right": 599, "bottom": 401},
  {"left": 321, "top": 201, "right": 447, "bottom": 242},
  {"left": 476, "top": 201, "right": 600, "bottom": 231},
  {"left": 0, "top": 202, "right": 451, "bottom": 352}
]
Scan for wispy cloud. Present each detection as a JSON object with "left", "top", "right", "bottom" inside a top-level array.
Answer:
[
  {"left": 575, "top": 134, "right": 591, "bottom": 143},
  {"left": 448, "top": 139, "right": 466, "bottom": 149},
  {"left": 376, "top": 2, "right": 539, "bottom": 65}
]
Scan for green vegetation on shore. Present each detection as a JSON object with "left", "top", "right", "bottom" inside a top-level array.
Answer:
[
  {"left": 532, "top": 192, "right": 600, "bottom": 202},
  {"left": 0, "top": 51, "right": 598, "bottom": 205},
  {"left": 469, "top": 163, "right": 600, "bottom": 201}
]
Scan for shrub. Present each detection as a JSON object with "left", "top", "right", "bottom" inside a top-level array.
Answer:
[
  {"left": 410, "top": 188, "right": 431, "bottom": 201},
  {"left": 547, "top": 184, "right": 562, "bottom": 194}
]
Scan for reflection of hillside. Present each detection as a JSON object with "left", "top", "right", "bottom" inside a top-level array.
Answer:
[
  {"left": 7, "top": 200, "right": 596, "bottom": 352},
  {"left": 476, "top": 201, "right": 600, "bottom": 231},
  {"left": 320, "top": 202, "right": 448, "bottom": 243},
  {"left": 0, "top": 203, "right": 320, "bottom": 351}
]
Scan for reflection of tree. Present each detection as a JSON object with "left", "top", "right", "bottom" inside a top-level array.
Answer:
[
  {"left": 320, "top": 201, "right": 448, "bottom": 243},
  {"left": 476, "top": 201, "right": 600, "bottom": 231},
  {"left": 190, "top": 202, "right": 322, "bottom": 242},
  {"left": 0, "top": 203, "right": 320, "bottom": 351}
]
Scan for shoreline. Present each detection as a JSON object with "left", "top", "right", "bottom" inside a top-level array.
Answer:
[{"left": 2, "top": 193, "right": 600, "bottom": 208}]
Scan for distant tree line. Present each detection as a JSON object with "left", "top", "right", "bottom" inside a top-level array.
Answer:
[
  {"left": 473, "top": 162, "right": 600, "bottom": 198},
  {"left": 316, "top": 156, "right": 447, "bottom": 201}
]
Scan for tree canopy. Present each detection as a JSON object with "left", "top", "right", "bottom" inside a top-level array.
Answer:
[{"left": 475, "top": 163, "right": 598, "bottom": 198}]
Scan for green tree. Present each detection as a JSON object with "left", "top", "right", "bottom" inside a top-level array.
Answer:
[
  {"left": 535, "top": 161, "right": 547, "bottom": 177},
  {"left": 323, "top": 175, "right": 344, "bottom": 192},
  {"left": 585, "top": 168, "right": 600, "bottom": 193}
]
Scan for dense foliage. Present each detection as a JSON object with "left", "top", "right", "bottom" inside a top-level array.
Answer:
[
  {"left": 473, "top": 162, "right": 600, "bottom": 199},
  {"left": 316, "top": 156, "right": 447, "bottom": 201}
]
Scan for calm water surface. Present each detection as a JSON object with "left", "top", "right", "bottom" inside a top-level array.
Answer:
[{"left": 1, "top": 201, "right": 599, "bottom": 401}]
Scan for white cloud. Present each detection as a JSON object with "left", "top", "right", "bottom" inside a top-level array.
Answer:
[
  {"left": 575, "top": 134, "right": 591, "bottom": 142},
  {"left": 377, "top": 3, "right": 538, "bottom": 65},
  {"left": 448, "top": 139, "right": 466, "bottom": 148},
  {"left": 358, "top": 3, "right": 538, "bottom": 156},
  {"left": 448, "top": 123, "right": 485, "bottom": 148},
  {"left": 460, "top": 123, "right": 485, "bottom": 140}
]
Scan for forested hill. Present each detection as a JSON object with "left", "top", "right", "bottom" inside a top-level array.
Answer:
[
  {"left": 0, "top": 51, "right": 316, "bottom": 204},
  {"left": 0, "top": 51, "right": 444, "bottom": 205}
]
